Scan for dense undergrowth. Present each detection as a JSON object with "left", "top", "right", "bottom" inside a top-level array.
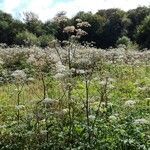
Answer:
[{"left": 0, "top": 45, "right": 150, "bottom": 150}]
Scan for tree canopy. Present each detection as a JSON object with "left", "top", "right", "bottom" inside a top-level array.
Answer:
[{"left": 0, "top": 7, "right": 150, "bottom": 49}]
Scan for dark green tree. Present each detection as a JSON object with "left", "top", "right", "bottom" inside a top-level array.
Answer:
[
  {"left": 96, "top": 9, "right": 131, "bottom": 48},
  {"left": 136, "top": 15, "right": 150, "bottom": 48},
  {"left": 0, "top": 11, "right": 14, "bottom": 45},
  {"left": 127, "top": 7, "right": 150, "bottom": 40}
]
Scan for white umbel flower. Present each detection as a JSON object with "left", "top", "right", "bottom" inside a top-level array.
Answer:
[
  {"left": 109, "top": 115, "right": 117, "bottom": 122},
  {"left": 124, "top": 100, "right": 136, "bottom": 107},
  {"left": 0, "top": 58, "right": 4, "bottom": 65},
  {"left": 133, "top": 118, "right": 149, "bottom": 125},
  {"left": 11, "top": 70, "right": 26, "bottom": 81},
  {"left": 15, "top": 105, "right": 25, "bottom": 110},
  {"left": 89, "top": 115, "right": 96, "bottom": 121},
  {"left": 42, "top": 98, "right": 58, "bottom": 105},
  {"left": 27, "top": 77, "right": 35, "bottom": 82},
  {"left": 63, "top": 26, "right": 75, "bottom": 33}
]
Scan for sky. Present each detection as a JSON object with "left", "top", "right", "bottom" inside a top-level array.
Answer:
[{"left": 0, "top": 0, "right": 150, "bottom": 22}]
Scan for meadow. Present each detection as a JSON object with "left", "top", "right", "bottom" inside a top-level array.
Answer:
[{"left": 0, "top": 44, "right": 150, "bottom": 150}]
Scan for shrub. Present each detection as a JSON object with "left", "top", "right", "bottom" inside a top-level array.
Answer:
[
  {"left": 15, "top": 30, "right": 38, "bottom": 47},
  {"left": 38, "top": 35, "right": 54, "bottom": 48}
]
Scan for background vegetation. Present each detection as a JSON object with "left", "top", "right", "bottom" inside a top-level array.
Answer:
[{"left": 1, "top": 6, "right": 150, "bottom": 49}]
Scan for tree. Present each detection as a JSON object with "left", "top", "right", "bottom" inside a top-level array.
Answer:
[
  {"left": 23, "top": 12, "right": 44, "bottom": 37},
  {"left": 0, "top": 11, "right": 14, "bottom": 45},
  {"left": 127, "top": 7, "right": 150, "bottom": 40},
  {"left": 96, "top": 9, "right": 131, "bottom": 48},
  {"left": 136, "top": 15, "right": 150, "bottom": 48}
]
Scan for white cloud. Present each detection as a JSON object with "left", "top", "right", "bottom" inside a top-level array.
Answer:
[
  {"left": 29, "top": 0, "right": 150, "bottom": 22},
  {"left": 2, "top": 0, "right": 21, "bottom": 14},
  {"left": 1, "top": 0, "right": 150, "bottom": 22},
  {"left": 51, "top": 0, "right": 150, "bottom": 18},
  {"left": 25, "top": 0, "right": 53, "bottom": 20}
]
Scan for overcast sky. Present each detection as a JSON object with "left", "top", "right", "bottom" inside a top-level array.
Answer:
[{"left": 0, "top": 0, "right": 150, "bottom": 22}]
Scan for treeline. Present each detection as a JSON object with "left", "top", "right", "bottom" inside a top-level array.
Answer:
[{"left": 1, "top": 6, "right": 150, "bottom": 49}]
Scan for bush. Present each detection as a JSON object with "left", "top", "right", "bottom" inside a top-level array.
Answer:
[
  {"left": 15, "top": 30, "right": 38, "bottom": 47},
  {"left": 38, "top": 35, "right": 54, "bottom": 48},
  {"left": 116, "top": 36, "right": 132, "bottom": 47}
]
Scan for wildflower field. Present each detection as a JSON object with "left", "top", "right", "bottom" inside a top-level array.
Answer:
[{"left": 0, "top": 44, "right": 149, "bottom": 150}]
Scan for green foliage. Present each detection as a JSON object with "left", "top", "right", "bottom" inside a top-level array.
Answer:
[
  {"left": 44, "top": 21, "right": 59, "bottom": 36},
  {"left": 1, "top": 7, "right": 150, "bottom": 48},
  {"left": 136, "top": 15, "right": 150, "bottom": 48},
  {"left": 97, "top": 9, "right": 131, "bottom": 48},
  {"left": 0, "top": 11, "right": 14, "bottom": 45},
  {"left": 0, "top": 45, "right": 149, "bottom": 149},
  {"left": 116, "top": 36, "right": 132, "bottom": 47},
  {"left": 23, "top": 12, "right": 44, "bottom": 37},
  {"left": 15, "top": 30, "right": 38, "bottom": 46},
  {"left": 38, "top": 34, "right": 54, "bottom": 48},
  {"left": 127, "top": 6, "right": 150, "bottom": 40}
]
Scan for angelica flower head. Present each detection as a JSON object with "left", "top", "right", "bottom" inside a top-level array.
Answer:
[
  {"left": 15, "top": 105, "right": 25, "bottom": 110},
  {"left": 77, "top": 22, "right": 91, "bottom": 28},
  {"left": 76, "top": 29, "right": 87, "bottom": 37},
  {"left": 64, "top": 26, "right": 75, "bottom": 33},
  {"left": 133, "top": 118, "right": 149, "bottom": 125},
  {"left": 62, "top": 108, "right": 69, "bottom": 115},
  {"left": 124, "top": 100, "right": 136, "bottom": 107},
  {"left": 54, "top": 73, "right": 66, "bottom": 80},
  {"left": 0, "top": 58, "right": 4, "bottom": 65},
  {"left": 109, "top": 115, "right": 117, "bottom": 122},
  {"left": 26, "top": 54, "right": 36, "bottom": 64},
  {"left": 27, "top": 77, "right": 35, "bottom": 83},
  {"left": 53, "top": 11, "right": 68, "bottom": 23},
  {"left": 76, "top": 18, "right": 82, "bottom": 23},
  {"left": 54, "top": 62, "right": 71, "bottom": 79},
  {"left": 42, "top": 97, "right": 58, "bottom": 105},
  {"left": 11, "top": 70, "right": 26, "bottom": 81},
  {"left": 89, "top": 115, "right": 96, "bottom": 121}
]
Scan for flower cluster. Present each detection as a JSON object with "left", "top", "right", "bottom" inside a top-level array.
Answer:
[
  {"left": 77, "top": 22, "right": 91, "bottom": 28},
  {"left": 11, "top": 70, "right": 26, "bottom": 81},
  {"left": 76, "top": 29, "right": 87, "bottom": 37},
  {"left": 63, "top": 26, "right": 75, "bottom": 33},
  {"left": 124, "top": 100, "right": 136, "bottom": 108},
  {"left": 53, "top": 11, "right": 68, "bottom": 23},
  {"left": 133, "top": 118, "right": 149, "bottom": 125}
]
